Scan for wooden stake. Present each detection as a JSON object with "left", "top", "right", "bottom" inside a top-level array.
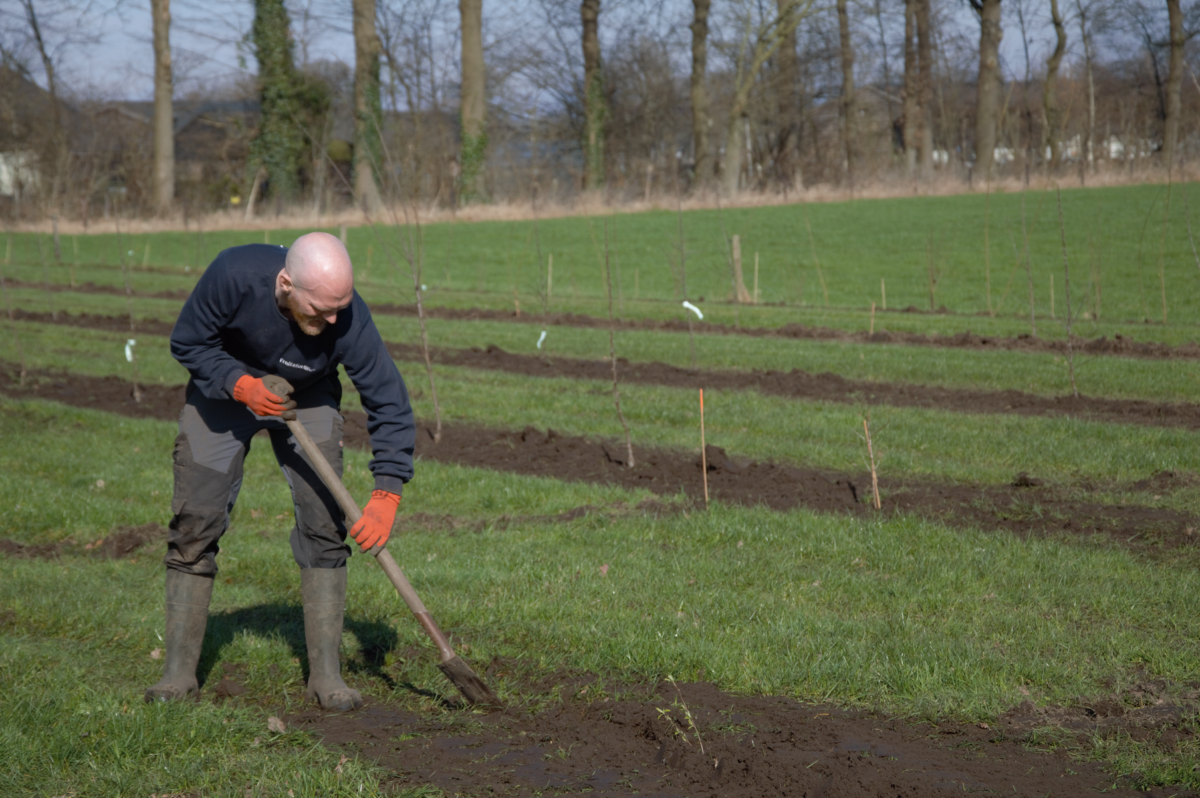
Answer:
[
  {"left": 513, "top": 287, "right": 521, "bottom": 317},
  {"left": 604, "top": 221, "right": 635, "bottom": 468},
  {"left": 863, "top": 415, "right": 880, "bottom": 509},
  {"left": 869, "top": 301, "right": 876, "bottom": 335},
  {"left": 71, "top": 235, "right": 78, "bottom": 288},
  {"left": 264, "top": 229, "right": 270, "bottom": 245},
  {"left": 339, "top": 224, "right": 347, "bottom": 245},
  {"left": 547, "top": 254, "right": 553, "bottom": 299},
  {"left": 753, "top": 252, "right": 759, "bottom": 304},
  {"left": 142, "top": 241, "right": 151, "bottom": 267},
  {"left": 699, "top": 389, "right": 709, "bottom": 509},
  {"left": 880, "top": 278, "right": 886, "bottom": 310}
]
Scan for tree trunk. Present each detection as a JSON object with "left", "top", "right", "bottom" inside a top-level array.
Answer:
[
  {"left": 1164, "top": 0, "right": 1184, "bottom": 169},
  {"left": 353, "top": 0, "right": 384, "bottom": 211},
  {"left": 151, "top": 0, "right": 175, "bottom": 215},
  {"left": 690, "top": 0, "right": 712, "bottom": 190},
  {"left": 903, "top": 0, "right": 919, "bottom": 177},
  {"left": 459, "top": 0, "right": 486, "bottom": 203},
  {"left": 581, "top": 0, "right": 605, "bottom": 190},
  {"left": 837, "top": 0, "right": 855, "bottom": 187},
  {"left": 1043, "top": 0, "right": 1067, "bottom": 171},
  {"left": 722, "top": 113, "right": 746, "bottom": 195},
  {"left": 774, "top": 0, "right": 800, "bottom": 190},
  {"left": 973, "top": 0, "right": 1003, "bottom": 180},
  {"left": 1076, "top": 0, "right": 1095, "bottom": 172},
  {"left": 250, "top": 0, "right": 305, "bottom": 198},
  {"left": 916, "top": 0, "right": 933, "bottom": 175},
  {"left": 21, "top": 0, "right": 65, "bottom": 208}
]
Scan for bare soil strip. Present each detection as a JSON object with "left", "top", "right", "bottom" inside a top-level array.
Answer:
[
  {"left": 282, "top": 678, "right": 1196, "bottom": 797},
  {"left": 6, "top": 278, "right": 191, "bottom": 301},
  {"left": 372, "top": 302, "right": 1200, "bottom": 361},
  {"left": 12, "top": 281, "right": 1200, "bottom": 360},
  {"left": 4, "top": 369, "right": 1196, "bottom": 553},
  {"left": 12, "top": 310, "right": 1200, "bottom": 432},
  {"left": 384, "top": 341, "right": 1200, "bottom": 433}
]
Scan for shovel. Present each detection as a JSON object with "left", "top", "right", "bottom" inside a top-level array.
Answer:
[{"left": 263, "top": 376, "right": 499, "bottom": 707}]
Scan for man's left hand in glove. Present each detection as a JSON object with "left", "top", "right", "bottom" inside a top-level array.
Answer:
[{"left": 349, "top": 490, "right": 401, "bottom": 550}]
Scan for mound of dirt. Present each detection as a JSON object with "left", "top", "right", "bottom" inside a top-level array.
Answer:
[
  {"left": 86, "top": 522, "right": 167, "bottom": 558},
  {"left": 288, "top": 679, "right": 1197, "bottom": 797}
]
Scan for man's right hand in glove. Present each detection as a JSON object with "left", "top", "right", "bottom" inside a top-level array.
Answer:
[{"left": 232, "top": 374, "right": 297, "bottom": 417}]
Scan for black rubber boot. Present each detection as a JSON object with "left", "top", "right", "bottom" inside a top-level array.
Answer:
[
  {"left": 144, "top": 570, "right": 214, "bottom": 702},
  {"left": 301, "top": 567, "right": 363, "bottom": 711}
]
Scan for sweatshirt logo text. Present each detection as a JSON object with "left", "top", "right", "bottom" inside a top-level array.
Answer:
[{"left": 279, "top": 358, "right": 315, "bottom": 373}]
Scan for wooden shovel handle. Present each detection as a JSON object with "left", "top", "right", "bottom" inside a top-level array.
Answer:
[{"left": 282, "top": 416, "right": 456, "bottom": 663}]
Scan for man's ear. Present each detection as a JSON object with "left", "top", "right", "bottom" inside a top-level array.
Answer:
[{"left": 278, "top": 268, "right": 293, "bottom": 294}]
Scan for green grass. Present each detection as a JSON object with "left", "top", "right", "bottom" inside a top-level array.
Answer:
[
  {"left": 8, "top": 181, "right": 1200, "bottom": 340},
  {"left": 2, "top": 400, "right": 1199, "bottom": 792},
  {"left": 5, "top": 183, "right": 1200, "bottom": 792}
]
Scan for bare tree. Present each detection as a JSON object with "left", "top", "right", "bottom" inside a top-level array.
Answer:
[
  {"left": 690, "top": 0, "right": 712, "bottom": 189},
  {"left": 151, "top": 0, "right": 175, "bottom": 215},
  {"left": 580, "top": 0, "right": 605, "bottom": 189},
  {"left": 969, "top": 0, "right": 1003, "bottom": 180},
  {"left": 459, "top": 0, "right": 486, "bottom": 202},
  {"left": 836, "top": 0, "right": 855, "bottom": 187},
  {"left": 1164, "top": 0, "right": 1183, "bottom": 168},
  {"left": 354, "top": 0, "right": 384, "bottom": 210},
  {"left": 1044, "top": 0, "right": 1067, "bottom": 170},
  {"left": 903, "top": 0, "right": 919, "bottom": 176},
  {"left": 19, "top": 0, "right": 66, "bottom": 208},
  {"left": 915, "top": 0, "right": 933, "bottom": 175},
  {"left": 719, "top": 0, "right": 814, "bottom": 195},
  {"left": 773, "top": 0, "right": 801, "bottom": 189},
  {"left": 1075, "top": 0, "right": 1098, "bottom": 173}
]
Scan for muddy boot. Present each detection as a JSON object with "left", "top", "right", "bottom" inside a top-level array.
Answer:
[
  {"left": 301, "top": 567, "right": 363, "bottom": 711},
  {"left": 144, "top": 570, "right": 214, "bottom": 703}
]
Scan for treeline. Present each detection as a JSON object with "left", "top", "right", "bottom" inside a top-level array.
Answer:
[{"left": 1, "top": 0, "right": 1197, "bottom": 220}]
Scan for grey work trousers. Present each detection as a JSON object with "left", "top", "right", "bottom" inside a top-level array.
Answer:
[{"left": 166, "top": 382, "right": 350, "bottom": 576}]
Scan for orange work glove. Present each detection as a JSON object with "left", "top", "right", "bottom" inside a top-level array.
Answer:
[
  {"left": 232, "top": 374, "right": 296, "bottom": 417},
  {"left": 349, "top": 490, "right": 401, "bottom": 551}
]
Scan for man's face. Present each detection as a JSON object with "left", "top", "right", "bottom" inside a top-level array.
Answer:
[{"left": 282, "top": 273, "right": 353, "bottom": 336}]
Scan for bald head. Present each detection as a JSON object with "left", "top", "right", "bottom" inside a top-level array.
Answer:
[
  {"left": 285, "top": 232, "right": 354, "bottom": 295},
  {"left": 277, "top": 232, "right": 355, "bottom": 335}
]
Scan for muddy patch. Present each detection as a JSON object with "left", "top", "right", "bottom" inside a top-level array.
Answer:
[
  {"left": 288, "top": 679, "right": 1196, "bottom": 797},
  {"left": 0, "top": 522, "right": 168, "bottom": 561}
]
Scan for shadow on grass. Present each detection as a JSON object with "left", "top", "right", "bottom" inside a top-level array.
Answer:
[{"left": 198, "top": 602, "right": 400, "bottom": 692}]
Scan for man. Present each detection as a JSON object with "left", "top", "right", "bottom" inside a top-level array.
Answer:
[{"left": 145, "top": 232, "right": 414, "bottom": 711}]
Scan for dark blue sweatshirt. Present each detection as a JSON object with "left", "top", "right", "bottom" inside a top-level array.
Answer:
[{"left": 170, "top": 244, "right": 414, "bottom": 494}]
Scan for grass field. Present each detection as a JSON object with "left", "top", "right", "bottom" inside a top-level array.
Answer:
[{"left": 3, "top": 182, "right": 1200, "bottom": 796}]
